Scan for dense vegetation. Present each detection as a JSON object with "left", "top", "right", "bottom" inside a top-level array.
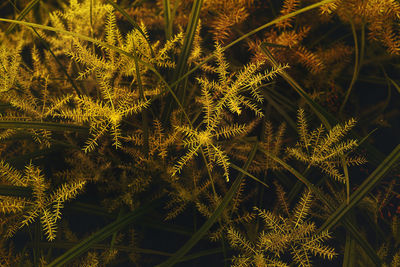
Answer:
[{"left": 0, "top": 0, "right": 399, "bottom": 266}]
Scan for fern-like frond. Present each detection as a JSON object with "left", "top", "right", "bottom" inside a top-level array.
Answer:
[
  {"left": 0, "top": 196, "right": 27, "bottom": 214},
  {"left": 254, "top": 206, "right": 282, "bottom": 233},
  {"left": 274, "top": 181, "right": 290, "bottom": 216},
  {"left": 211, "top": 144, "right": 230, "bottom": 182},
  {"left": 0, "top": 160, "right": 27, "bottom": 186},
  {"left": 287, "top": 109, "right": 364, "bottom": 183},
  {"left": 24, "top": 163, "right": 48, "bottom": 209},
  {"left": 302, "top": 231, "right": 337, "bottom": 260},
  {"left": 276, "top": 0, "right": 300, "bottom": 28},
  {"left": 320, "top": 0, "right": 342, "bottom": 14},
  {"left": 292, "top": 189, "right": 313, "bottom": 228},
  {"left": 214, "top": 123, "right": 248, "bottom": 139},
  {"left": 297, "top": 108, "right": 310, "bottom": 149},
  {"left": 227, "top": 226, "right": 255, "bottom": 254},
  {"left": 171, "top": 144, "right": 200, "bottom": 177},
  {"left": 317, "top": 118, "right": 357, "bottom": 154},
  {"left": 0, "top": 44, "right": 22, "bottom": 93},
  {"left": 20, "top": 208, "right": 40, "bottom": 228},
  {"left": 40, "top": 207, "right": 57, "bottom": 241}
]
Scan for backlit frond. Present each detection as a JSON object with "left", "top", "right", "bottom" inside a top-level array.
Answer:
[{"left": 287, "top": 109, "right": 364, "bottom": 182}]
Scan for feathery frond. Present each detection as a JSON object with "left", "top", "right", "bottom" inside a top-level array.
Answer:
[{"left": 287, "top": 109, "right": 364, "bottom": 182}]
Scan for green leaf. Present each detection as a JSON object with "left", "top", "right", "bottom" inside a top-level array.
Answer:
[
  {"left": 163, "top": 0, "right": 203, "bottom": 121},
  {"left": 173, "top": 0, "right": 203, "bottom": 85},
  {"left": 47, "top": 199, "right": 161, "bottom": 267},
  {"left": 5, "top": 0, "right": 40, "bottom": 35},
  {"left": 163, "top": 0, "right": 173, "bottom": 40},
  {"left": 0, "top": 184, "right": 32, "bottom": 197},
  {"left": 387, "top": 77, "right": 400, "bottom": 94}
]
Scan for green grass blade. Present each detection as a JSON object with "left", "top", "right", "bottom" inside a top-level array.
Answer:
[
  {"left": 179, "top": 247, "right": 224, "bottom": 263},
  {"left": 47, "top": 199, "right": 161, "bottom": 267},
  {"left": 340, "top": 214, "right": 382, "bottom": 265},
  {"left": 229, "top": 162, "right": 269, "bottom": 188},
  {"left": 5, "top": 0, "right": 39, "bottom": 35},
  {"left": 172, "top": 0, "right": 203, "bottom": 85},
  {"left": 163, "top": 0, "right": 203, "bottom": 121},
  {"left": 320, "top": 144, "right": 400, "bottom": 233},
  {"left": 0, "top": 185, "right": 32, "bottom": 197},
  {"left": 257, "top": 145, "right": 328, "bottom": 202},
  {"left": 262, "top": 90, "right": 297, "bottom": 131},
  {"left": 0, "top": 121, "right": 88, "bottom": 133},
  {"left": 343, "top": 220, "right": 356, "bottom": 267},
  {"left": 163, "top": 0, "right": 172, "bottom": 40},
  {"left": 156, "top": 142, "right": 259, "bottom": 267},
  {"left": 386, "top": 76, "right": 400, "bottom": 94},
  {"left": 339, "top": 18, "right": 361, "bottom": 115}
]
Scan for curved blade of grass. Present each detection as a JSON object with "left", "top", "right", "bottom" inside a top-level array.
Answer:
[
  {"left": 230, "top": 162, "right": 269, "bottom": 188},
  {"left": 47, "top": 199, "right": 161, "bottom": 267},
  {"left": 319, "top": 144, "right": 400, "bottom": 233},
  {"left": 179, "top": 247, "right": 224, "bottom": 263},
  {"left": 5, "top": 0, "right": 39, "bottom": 35},
  {"left": 163, "top": 0, "right": 203, "bottom": 121},
  {"left": 0, "top": 185, "right": 32, "bottom": 197},
  {"left": 339, "top": 19, "right": 364, "bottom": 115},
  {"left": 173, "top": 0, "right": 203, "bottom": 85},
  {"left": 262, "top": 90, "right": 297, "bottom": 131},
  {"left": 257, "top": 145, "right": 328, "bottom": 201},
  {"left": 387, "top": 77, "right": 400, "bottom": 94},
  {"left": 163, "top": 0, "right": 172, "bottom": 40},
  {"left": 156, "top": 142, "right": 258, "bottom": 267},
  {"left": 0, "top": 121, "right": 88, "bottom": 133},
  {"left": 343, "top": 226, "right": 357, "bottom": 267}
]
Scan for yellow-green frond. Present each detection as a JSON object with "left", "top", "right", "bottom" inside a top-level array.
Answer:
[
  {"left": 0, "top": 196, "right": 27, "bottom": 214},
  {"left": 0, "top": 160, "right": 27, "bottom": 186},
  {"left": 227, "top": 226, "right": 255, "bottom": 254},
  {"left": 215, "top": 123, "right": 248, "bottom": 139},
  {"left": 292, "top": 189, "right": 313, "bottom": 228},
  {"left": 297, "top": 108, "right": 309, "bottom": 149},
  {"left": 41, "top": 208, "right": 57, "bottom": 241},
  {"left": 171, "top": 144, "right": 201, "bottom": 177},
  {"left": 24, "top": 163, "right": 48, "bottom": 208}
]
